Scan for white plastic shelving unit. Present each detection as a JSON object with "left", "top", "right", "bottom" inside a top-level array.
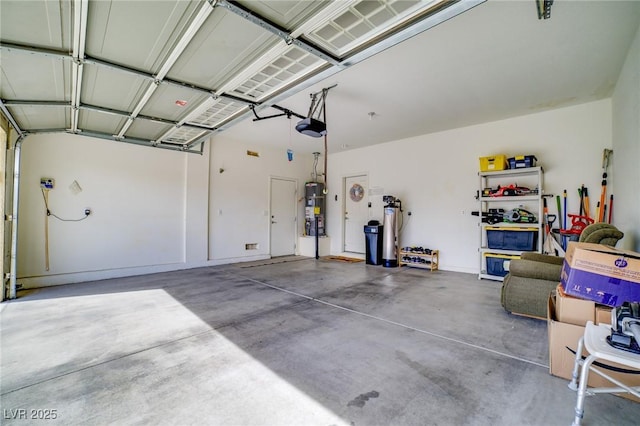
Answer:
[{"left": 478, "top": 166, "right": 544, "bottom": 281}]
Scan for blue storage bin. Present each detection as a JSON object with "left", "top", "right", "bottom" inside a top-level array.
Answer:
[
  {"left": 485, "top": 253, "right": 519, "bottom": 277},
  {"left": 507, "top": 155, "right": 537, "bottom": 169},
  {"left": 486, "top": 227, "right": 537, "bottom": 251}
]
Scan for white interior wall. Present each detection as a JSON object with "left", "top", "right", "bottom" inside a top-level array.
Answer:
[
  {"left": 185, "top": 143, "right": 211, "bottom": 264},
  {"left": 327, "top": 100, "right": 613, "bottom": 273},
  {"left": 612, "top": 24, "right": 640, "bottom": 252},
  {"left": 16, "top": 130, "right": 313, "bottom": 287},
  {"left": 208, "top": 135, "right": 314, "bottom": 263},
  {"left": 17, "top": 134, "right": 207, "bottom": 287}
]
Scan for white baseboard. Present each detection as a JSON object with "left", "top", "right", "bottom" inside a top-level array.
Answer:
[{"left": 16, "top": 255, "right": 272, "bottom": 289}]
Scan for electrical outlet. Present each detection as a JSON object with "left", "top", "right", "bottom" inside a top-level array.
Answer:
[{"left": 40, "top": 178, "right": 55, "bottom": 189}]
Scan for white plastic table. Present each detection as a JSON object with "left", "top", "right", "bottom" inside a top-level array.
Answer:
[{"left": 568, "top": 321, "right": 640, "bottom": 425}]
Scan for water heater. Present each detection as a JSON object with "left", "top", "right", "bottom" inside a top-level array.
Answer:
[
  {"left": 382, "top": 195, "right": 400, "bottom": 267},
  {"left": 305, "top": 182, "right": 325, "bottom": 236}
]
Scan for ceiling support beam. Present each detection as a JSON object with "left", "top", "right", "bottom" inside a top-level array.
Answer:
[
  {"left": 78, "top": 104, "right": 216, "bottom": 131},
  {"left": 0, "top": 100, "right": 25, "bottom": 138},
  {"left": 84, "top": 56, "right": 255, "bottom": 106},
  {"left": 2, "top": 100, "right": 212, "bottom": 132},
  {"left": 215, "top": 0, "right": 340, "bottom": 66},
  {"left": 0, "top": 42, "right": 71, "bottom": 60},
  {"left": 24, "top": 128, "right": 203, "bottom": 154},
  {"left": 0, "top": 43, "right": 255, "bottom": 107},
  {"left": 3, "top": 100, "right": 70, "bottom": 108},
  {"left": 116, "top": 81, "right": 158, "bottom": 138},
  {"left": 114, "top": 0, "right": 215, "bottom": 140},
  {"left": 70, "top": 0, "right": 88, "bottom": 133},
  {"left": 156, "top": 0, "right": 216, "bottom": 80},
  {"left": 83, "top": 130, "right": 203, "bottom": 154}
]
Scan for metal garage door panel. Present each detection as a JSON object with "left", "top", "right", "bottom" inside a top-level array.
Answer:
[
  {"left": 78, "top": 109, "right": 127, "bottom": 136},
  {"left": 161, "top": 126, "right": 207, "bottom": 146},
  {"left": 225, "top": 44, "right": 328, "bottom": 102},
  {"left": 86, "top": 0, "right": 202, "bottom": 73},
  {"left": 303, "top": 0, "right": 434, "bottom": 58},
  {"left": 9, "top": 105, "right": 69, "bottom": 130},
  {"left": 81, "top": 64, "right": 148, "bottom": 113},
  {"left": 140, "top": 84, "right": 210, "bottom": 122},
  {"left": 167, "top": 9, "right": 279, "bottom": 89},
  {"left": 0, "top": 52, "right": 70, "bottom": 101},
  {"left": 236, "top": 0, "right": 332, "bottom": 29},
  {"left": 0, "top": 0, "right": 71, "bottom": 51},
  {"left": 186, "top": 98, "right": 248, "bottom": 128},
  {"left": 124, "top": 119, "right": 172, "bottom": 142}
]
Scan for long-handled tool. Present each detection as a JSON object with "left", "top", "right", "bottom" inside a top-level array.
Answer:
[
  {"left": 608, "top": 194, "right": 614, "bottom": 224},
  {"left": 543, "top": 197, "right": 554, "bottom": 255},
  {"left": 599, "top": 149, "right": 613, "bottom": 222},
  {"left": 583, "top": 187, "right": 591, "bottom": 220},
  {"left": 555, "top": 195, "right": 562, "bottom": 230},
  {"left": 44, "top": 189, "right": 50, "bottom": 271},
  {"left": 563, "top": 189, "right": 567, "bottom": 250},
  {"left": 547, "top": 214, "right": 565, "bottom": 256},
  {"left": 543, "top": 196, "right": 564, "bottom": 256},
  {"left": 578, "top": 185, "right": 585, "bottom": 217}
]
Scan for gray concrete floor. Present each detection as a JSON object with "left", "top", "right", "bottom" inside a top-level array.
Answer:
[{"left": 1, "top": 258, "right": 639, "bottom": 425}]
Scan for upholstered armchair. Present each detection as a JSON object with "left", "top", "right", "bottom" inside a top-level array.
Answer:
[{"left": 500, "top": 223, "right": 624, "bottom": 319}]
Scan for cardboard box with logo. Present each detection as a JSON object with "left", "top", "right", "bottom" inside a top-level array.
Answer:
[{"left": 560, "top": 242, "right": 640, "bottom": 306}]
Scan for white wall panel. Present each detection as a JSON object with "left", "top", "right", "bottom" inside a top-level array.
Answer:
[
  {"left": 612, "top": 25, "right": 640, "bottom": 252},
  {"left": 208, "top": 134, "right": 313, "bottom": 262},
  {"left": 327, "top": 100, "right": 614, "bottom": 273},
  {"left": 17, "top": 134, "right": 188, "bottom": 284}
]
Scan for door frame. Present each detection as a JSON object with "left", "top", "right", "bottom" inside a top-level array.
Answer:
[
  {"left": 342, "top": 172, "right": 368, "bottom": 253},
  {"left": 268, "top": 176, "right": 298, "bottom": 257},
  {"left": 0, "top": 124, "right": 7, "bottom": 301}
]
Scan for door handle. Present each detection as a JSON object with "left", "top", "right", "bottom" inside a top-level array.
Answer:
[{"left": 271, "top": 221, "right": 277, "bottom": 224}]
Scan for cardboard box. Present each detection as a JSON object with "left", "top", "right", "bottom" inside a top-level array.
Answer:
[
  {"left": 547, "top": 293, "right": 640, "bottom": 402},
  {"left": 595, "top": 305, "right": 613, "bottom": 326},
  {"left": 555, "top": 284, "right": 595, "bottom": 326},
  {"left": 560, "top": 242, "right": 640, "bottom": 307},
  {"left": 548, "top": 293, "right": 586, "bottom": 379}
]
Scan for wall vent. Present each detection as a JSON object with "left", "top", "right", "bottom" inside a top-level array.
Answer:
[{"left": 245, "top": 243, "right": 259, "bottom": 250}]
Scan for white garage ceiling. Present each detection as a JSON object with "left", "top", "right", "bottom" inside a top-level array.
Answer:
[
  {"left": 0, "top": 0, "right": 481, "bottom": 153},
  {"left": 1, "top": 1, "right": 639, "bottom": 155}
]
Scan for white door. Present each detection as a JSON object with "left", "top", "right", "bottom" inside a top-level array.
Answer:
[
  {"left": 270, "top": 178, "right": 297, "bottom": 257},
  {"left": 344, "top": 174, "right": 368, "bottom": 253}
]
